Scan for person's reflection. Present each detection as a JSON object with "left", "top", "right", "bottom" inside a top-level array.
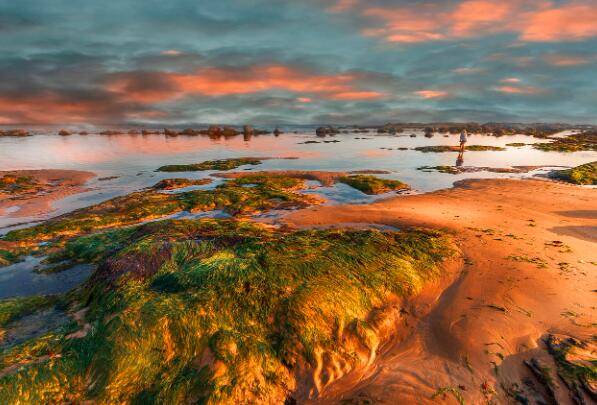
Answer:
[{"left": 456, "top": 150, "right": 464, "bottom": 166}]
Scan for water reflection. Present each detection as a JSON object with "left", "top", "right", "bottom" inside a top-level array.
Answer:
[{"left": 1, "top": 129, "right": 595, "bottom": 228}]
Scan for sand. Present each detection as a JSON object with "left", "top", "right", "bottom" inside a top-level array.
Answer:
[
  {"left": 0, "top": 169, "right": 94, "bottom": 218},
  {"left": 279, "top": 178, "right": 596, "bottom": 404}
]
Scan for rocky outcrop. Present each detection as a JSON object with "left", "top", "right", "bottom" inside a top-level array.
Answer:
[{"left": 0, "top": 129, "right": 29, "bottom": 137}]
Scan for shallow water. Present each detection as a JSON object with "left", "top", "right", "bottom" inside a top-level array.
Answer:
[
  {"left": 0, "top": 256, "right": 94, "bottom": 299},
  {"left": 1, "top": 129, "right": 595, "bottom": 228}
]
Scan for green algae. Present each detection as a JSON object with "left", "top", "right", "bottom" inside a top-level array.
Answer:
[
  {"left": 1, "top": 174, "right": 318, "bottom": 246},
  {"left": 418, "top": 166, "right": 460, "bottom": 174},
  {"left": 0, "top": 218, "right": 455, "bottom": 404},
  {"left": 157, "top": 157, "right": 263, "bottom": 172},
  {"left": 534, "top": 132, "right": 597, "bottom": 152},
  {"left": 549, "top": 161, "right": 596, "bottom": 185},
  {"left": 0, "top": 295, "right": 62, "bottom": 329},
  {"left": 338, "top": 175, "right": 409, "bottom": 194},
  {"left": 414, "top": 145, "right": 505, "bottom": 153},
  {"left": 0, "top": 175, "right": 39, "bottom": 194},
  {"left": 506, "top": 142, "right": 526, "bottom": 147},
  {"left": 152, "top": 178, "right": 212, "bottom": 190}
]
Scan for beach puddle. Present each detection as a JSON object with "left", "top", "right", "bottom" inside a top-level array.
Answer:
[
  {"left": 0, "top": 256, "right": 94, "bottom": 299},
  {"left": 1, "top": 307, "right": 70, "bottom": 349}
]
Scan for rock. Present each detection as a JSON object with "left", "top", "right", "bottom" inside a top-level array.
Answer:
[
  {"left": 315, "top": 126, "right": 338, "bottom": 137},
  {"left": 164, "top": 128, "right": 178, "bottom": 136},
  {"left": 243, "top": 125, "right": 254, "bottom": 136},
  {"left": 0, "top": 129, "right": 30, "bottom": 137},
  {"left": 180, "top": 128, "right": 198, "bottom": 135},
  {"left": 273, "top": 128, "right": 282, "bottom": 136},
  {"left": 99, "top": 130, "right": 120, "bottom": 135},
  {"left": 79, "top": 131, "right": 88, "bottom": 135},
  {"left": 141, "top": 129, "right": 159, "bottom": 135},
  {"left": 58, "top": 129, "right": 72, "bottom": 136}
]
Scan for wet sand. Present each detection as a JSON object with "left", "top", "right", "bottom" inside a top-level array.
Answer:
[
  {"left": 0, "top": 169, "right": 94, "bottom": 218},
  {"left": 280, "top": 178, "right": 596, "bottom": 404}
]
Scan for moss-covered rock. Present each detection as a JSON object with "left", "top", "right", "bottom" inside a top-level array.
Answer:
[
  {"left": 338, "top": 175, "right": 409, "bottom": 194},
  {"left": 152, "top": 178, "right": 212, "bottom": 190},
  {"left": 157, "top": 158, "right": 263, "bottom": 172},
  {"left": 549, "top": 162, "right": 596, "bottom": 185},
  {"left": 534, "top": 132, "right": 597, "bottom": 152},
  {"left": 414, "top": 145, "right": 505, "bottom": 153},
  {"left": 0, "top": 219, "right": 455, "bottom": 404}
]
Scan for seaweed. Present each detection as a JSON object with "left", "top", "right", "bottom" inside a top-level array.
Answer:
[
  {"left": 414, "top": 145, "right": 505, "bottom": 153},
  {"left": 549, "top": 162, "right": 596, "bottom": 185},
  {"left": 338, "top": 175, "right": 409, "bottom": 194},
  {"left": 0, "top": 219, "right": 455, "bottom": 403},
  {"left": 157, "top": 157, "right": 263, "bottom": 172}
]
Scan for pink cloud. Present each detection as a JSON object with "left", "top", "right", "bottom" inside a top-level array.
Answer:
[
  {"left": 494, "top": 85, "right": 541, "bottom": 94},
  {"left": 543, "top": 53, "right": 593, "bottom": 66},
  {"left": 500, "top": 77, "right": 521, "bottom": 83},
  {"left": 107, "top": 64, "right": 385, "bottom": 103},
  {"left": 520, "top": 3, "right": 597, "bottom": 41},
  {"left": 415, "top": 90, "right": 449, "bottom": 99},
  {"left": 160, "top": 50, "right": 183, "bottom": 56},
  {"left": 337, "top": 1, "right": 597, "bottom": 43}
]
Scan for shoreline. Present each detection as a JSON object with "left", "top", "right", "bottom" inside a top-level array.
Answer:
[
  {"left": 0, "top": 169, "right": 95, "bottom": 219},
  {"left": 278, "top": 178, "right": 595, "bottom": 404}
]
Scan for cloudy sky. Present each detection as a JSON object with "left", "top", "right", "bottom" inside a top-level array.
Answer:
[{"left": 1, "top": 0, "right": 596, "bottom": 125}]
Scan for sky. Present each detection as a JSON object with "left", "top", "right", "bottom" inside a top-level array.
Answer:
[{"left": 0, "top": 0, "right": 596, "bottom": 125}]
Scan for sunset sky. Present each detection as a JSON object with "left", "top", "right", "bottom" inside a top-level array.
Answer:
[{"left": 1, "top": 0, "right": 596, "bottom": 125}]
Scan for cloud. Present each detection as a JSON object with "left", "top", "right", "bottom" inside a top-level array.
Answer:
[
  {"left": 543, "top": 53, "right": 593, "bottom": 66},
  {"left": 336, "top": 0, "right": 597, "bottom": 44},
  {"left": 493, "top": 85, "right": 541, "bottom": 94},
  {"left": 520, "top": 3, "right": 597, "bottom": 41},
  {"left": 106, "top": 64, "right": 386, "bottom": 102},
  {"left": 0, "top": 90, "right": 161, "bottom": 124},
  {"left": 415, "top": 90, "right": 449, "bottom": 99},
  {"left": 500, "top": 77, "right": 521, "bottom": 83}
]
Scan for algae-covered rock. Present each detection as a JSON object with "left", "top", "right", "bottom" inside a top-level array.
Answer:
[
  {"left": 0, "top": 219, "right": 455, "bottom": 404},
  {"left": 338, "top": 175, "right": 409, "bottom": 194},
  {"left": 157, "top": 157, "right": 264, "bottom": 172},
  {"left": 549, "top": 161, "right": 596, "bottom": 185}
]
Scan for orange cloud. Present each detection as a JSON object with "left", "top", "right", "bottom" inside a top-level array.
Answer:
[
  {"left": 520, "top": 3, "right": 597, "bottom": 41},
  {"left": 327, "top": 0, "right": 359, "bottom": 13},
  {"left": 107, "top": 64, "right": 385, "bottom": 102},
  {"left": 0, "top": 91, "right": 160, "bottom": 125},
  {"left": 415, "top": 90, "right": 449, "bottom": 99},
  {"left": 501, "top": 77, "right": 521, "bottom": 83},
  {"left": 494, "top": 85, "right": 541, "bottom": 94},
  {"left": 543, "top": 53, "right": 593, "bottom": 66},
  {"left": 160, "top": 49, "right": 183, "bottom": 56},
  {"left": 342, "top": 1, "right": 597, "bottom": 43}
]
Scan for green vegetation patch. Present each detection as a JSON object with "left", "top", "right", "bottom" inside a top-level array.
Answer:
[
  {"left": 0, "top": 175, "right": 39, "bottom": 194},
  {"left": 418, "top": 166, "right": 460, "bottom": 174},
  {"left": 414, "top": 145, "right": 505, "bottom": 153},
  {"left": 544, "top": 334, "right": 597, "bottom": 400},
  {"left": 534, "top": 132, "right": 597, "bottom": 152},
  {"left": 0, "top": 219, "right": 454, "bottom": 403},
  {"left": 157, "top": 157, "right": 263, "bottom": 172},
  {"left": 338, "top": 175, "right": 409, "bottom": 194},
  {"left": 0, "top": 295, "right": 61, "bottom": 329},
  {"left": 152, "top": 178, "right": 212, "bottom": 190},
  {"left": 506, "top": 143, "right": 526, "bottom": 147},
  {"left": 549, "top": 161, "right": 596, "bottom": 185},
  {"left": 3, "top": 175, "right": 315, "bottom": 242}
]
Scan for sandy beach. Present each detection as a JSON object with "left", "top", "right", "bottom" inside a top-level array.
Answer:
[
  {"left": 276, "top": 178, "right": 596, "bottom": 404},
  {"left": 0, "top": 169, "right": 94, "bottom": 218}
]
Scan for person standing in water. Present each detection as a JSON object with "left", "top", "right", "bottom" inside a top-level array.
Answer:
[
  {"left": 456, "top": 129, "right": 467, "bottom": 166},
  {"left": 459, "top": 129, "right": 468, "bottom": 153}
]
